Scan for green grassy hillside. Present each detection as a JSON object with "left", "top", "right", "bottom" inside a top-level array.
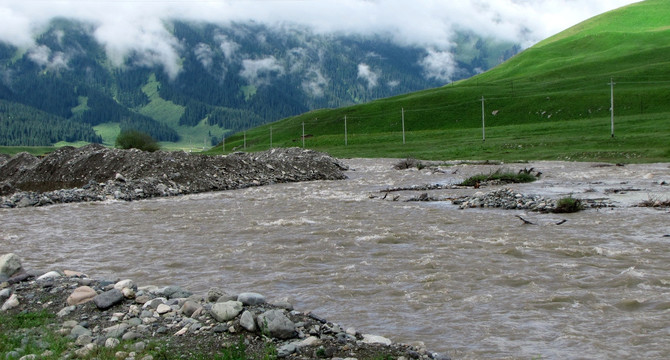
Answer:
[{"left": 217, "top": 0, "right": 670, "bottom": 163}]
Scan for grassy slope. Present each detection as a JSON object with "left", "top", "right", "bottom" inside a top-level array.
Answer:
[
  {"left": 215, "top": 0, "right": 670, "bottom": 163},
  {"left": 138, "top": 74, "right": 227, "bottom": 152}
]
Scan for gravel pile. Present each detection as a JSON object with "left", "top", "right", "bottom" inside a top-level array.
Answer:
[
  {"left": 0, "top": 145, "right": 347, "bottom": 208},
  {"left": 453, "top": 188, "right": 557, "bottom": 211}
]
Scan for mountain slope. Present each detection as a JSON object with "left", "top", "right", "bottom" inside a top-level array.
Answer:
[
  {"left": 228, "top": 0, "right": 670, "bottom": 161},
  {"left": 0, "top": 20, "right": 517, "bottom": 149}
]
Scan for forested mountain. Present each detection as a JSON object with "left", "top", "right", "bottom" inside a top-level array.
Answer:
[{"left": 0, "top": 19, "right": 519, "bottom": 147}]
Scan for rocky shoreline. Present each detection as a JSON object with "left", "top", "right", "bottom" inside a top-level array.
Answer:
[
  {"left": 0, "top": 144, "right": 348, "bottom": 208},
  {"left": 1, "top": 253, "right": 449, "bottom": 360}
]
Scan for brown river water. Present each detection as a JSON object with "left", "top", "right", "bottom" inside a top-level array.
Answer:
[{"left": 2, "top": 159, "right": 670, "bottom": 359}]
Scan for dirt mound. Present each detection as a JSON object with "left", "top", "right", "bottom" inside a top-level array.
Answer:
[{"left": 0, "top": 145, "right": 347, "bottom": 206}]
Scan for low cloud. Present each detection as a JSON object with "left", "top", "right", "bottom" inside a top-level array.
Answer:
[
  {"left": 419, "top": 49, "right": 458, "bottom": 83},
  {"left": 240, "top": 56, "right": 285, "bottom": 87},
  {"left": 215, "top": 34, "right": 240, "bottom": 62},
  {"left": 93, "top": 17, "right": 183, "bottom": 80},
  {"left": 302, "top": 67, "right": 329, "bottom": 97},
  {"left": 27, "top": 45, "right": 69, "bottom": 71},
  {"left": 0, "top": 0, "right": 638, "bottom": 81},
  {"left": 357, "top": 63, "right": 380, "bottom": 89},
  {"left": 194, "top": 43, "right": 214, "bottom": 70}
]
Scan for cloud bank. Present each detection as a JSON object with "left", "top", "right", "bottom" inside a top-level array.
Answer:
[{"left": 0, "top": 0, "right": 639, "bottom": 80}]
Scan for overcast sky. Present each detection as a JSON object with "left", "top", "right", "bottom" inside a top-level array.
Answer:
[{"left": 0, "top": 0, "right": 641, "bottom": 80}]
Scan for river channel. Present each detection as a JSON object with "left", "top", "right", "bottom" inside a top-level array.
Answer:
[{"left": 2, "top": 159, "right": 669, "bottom": 359}]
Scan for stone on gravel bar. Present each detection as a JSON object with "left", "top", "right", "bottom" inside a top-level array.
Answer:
[
  {"left": 362, "top": 334, "right": 393, "bottom": 345},
  {"left": 0, "top": 253, "right": 23, "bottom": 281},
  {"left": 210, "top": 301, "right": 243, "bottom": 322},
  {"left": 93, "top": 289, "right": 125, "bottom": 310},
  {"left": 257, "top": 309, "right": 296, "bottom": 340},
  {"left": 37, "top": 271, "right": 62, "bottom": 280},
  {"left": 67, "top": 286, "right": 97, "bottom": 305},
  {"left": 237, "top": 292, "right": 266, "bottom": 305},
  {"left": 1, "top": 293, "right": 19, "bottom": 311},
  {"left": 240, "top": 310, "right": 256, "bottom": 332}
]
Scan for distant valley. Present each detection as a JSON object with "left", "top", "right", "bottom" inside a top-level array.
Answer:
[{"left": 0, "top": 20, "right": 518, "bottom": 149}]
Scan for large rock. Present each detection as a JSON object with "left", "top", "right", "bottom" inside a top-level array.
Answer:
[
  {"left": 210, "top": 301, "right": 243, "bottom": 322},
  {"left": 37, "top": 271, "right": 62, "bottom": 280},
  {"left": 156, "top": 285, "right": 192, "bottom": 299},
  {"left": 180, "top": 300, "right": 201, "bottom": 317},
  {"left": 239, "top": 310, "right": 256, "bottom": 332},
  {"left": 67, "top": 286, "right": 97, "bottom": 305},
  {"left": 93, "top": 289, "right": 125, "bottom": 310},
  {"left": 257, "top": 309, "right": 296, "bottom": 339},
  {"left": 0, "top": 253, "right": 23, "bottom": 281},
  {"left": 362, "top": 334, "right": 393, "bottom": 345},
  {"left": 237, "top": 292, "right": 266, "bottom": 306},
  {"left": 114, "top": 279, "right": 135, "bottom": 291},
  {"left": 1, "top": 293, "right": 19, "bottom": 311}
]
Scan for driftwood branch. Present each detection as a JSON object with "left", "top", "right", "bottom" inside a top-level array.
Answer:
[{"left": 515, "top": 215, "right": 536, "bottom": 225}]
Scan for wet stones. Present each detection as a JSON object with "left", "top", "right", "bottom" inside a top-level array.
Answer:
[
  {"left": 0, "top": 252, "right": 448, "bottom": 360},
  {"left": 454, "top": 188, "right": 557, "bottom": 212},
  {"left": 0, "top": 253, "right": 23, "bottom": 282}
]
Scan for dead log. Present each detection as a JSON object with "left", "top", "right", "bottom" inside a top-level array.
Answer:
[{"left": 515, "top": 215, "right": 536, "bottom": 225}]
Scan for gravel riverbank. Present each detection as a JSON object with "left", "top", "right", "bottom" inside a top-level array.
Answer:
[{"left": 1, "top": 254, "right": 449, "bottom": 360}]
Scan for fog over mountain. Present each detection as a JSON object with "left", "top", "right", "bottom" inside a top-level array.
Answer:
[
  {"left": 0, "top": 0, "right": 638, "bottom": 81},
  {"left": 0, "top": 0, "right": 640, "bottom": 147}
]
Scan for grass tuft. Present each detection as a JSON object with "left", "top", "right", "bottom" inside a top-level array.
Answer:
[{"left": 460, "top": 169, "right": 538, "bottom": 186}]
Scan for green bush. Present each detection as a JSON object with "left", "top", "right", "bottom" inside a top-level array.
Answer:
[
  {"left": 553, "top": 196, "right": 583, "bottom": 213},
  {"left": 115, "top": 130, "right": 160, "bottom": 152}
]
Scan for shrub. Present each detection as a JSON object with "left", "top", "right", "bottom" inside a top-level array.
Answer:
[
  {"left": 460, "top": 169, "right": 537, "bottom": 186},
  {"left": 394, "top": 157, "right": 423, "bottom": 170},
  {"left": 115, "top": 130, "right": 160, "bottom": 152},
  {"left": 553, "top": 196, "right": 584, "bottom": 213}
]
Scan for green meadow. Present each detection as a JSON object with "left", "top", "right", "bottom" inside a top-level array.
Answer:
[
  {"left": 214, "top": 0, "right": 670, "bottom": 163},
  {"left": 3, "top": 0, "right": 669, "bottom": 163}
]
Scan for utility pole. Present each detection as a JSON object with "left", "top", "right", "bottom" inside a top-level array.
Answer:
[
  {"left": 302, "top": 122, "right": 305, "bottom": 148},
  {"left": 344, "top": 116, "right": 348, "bottom": 146},
  {"left": 609, "top": 77, "right": 615, "bottom": 138},
  {"left": 243, "top": 131, "right": 246, "bottom": 150},
  {"left": 222, "top": 135, "right": 225, "bottom": 153},
  {"left": 401, "top": 107, "right": 406, "bottom": 145},
  {"left": 481, "top": 96, "right": 486, "bottom": 142}
]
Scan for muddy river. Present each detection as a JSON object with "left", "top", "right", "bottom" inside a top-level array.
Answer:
[{"left": 2, "top": 159, "right": 669, "bottom": 359}]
